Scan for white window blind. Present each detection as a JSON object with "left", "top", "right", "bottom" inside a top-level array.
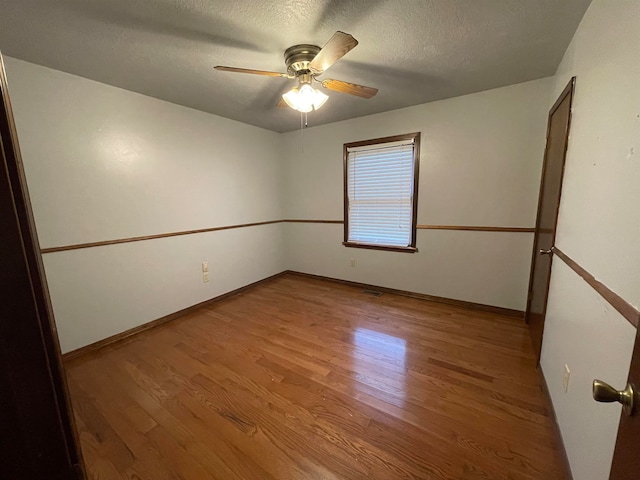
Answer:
[{"left": 346, "top": 139, "right": 416, "bottom": 247}]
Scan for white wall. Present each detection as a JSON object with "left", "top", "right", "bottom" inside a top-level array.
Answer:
[
  {"left": 7, "top": 5, "right": 640, "bottom": 477},
  {"left": 6, "top": 56, "right": 554, "bottom": 355},
  {"left": 282, "top": 78, "right": 551, "bottom": 310},
  {"left": 5, "top": 57, "right": 285, "bottom": 353},
  {"left": 540, "top": 1, "right": 640, "bottom": 479}
]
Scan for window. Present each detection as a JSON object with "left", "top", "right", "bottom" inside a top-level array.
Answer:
[{"left": 343, "top": 132, "right": 420, "bottom": 252}]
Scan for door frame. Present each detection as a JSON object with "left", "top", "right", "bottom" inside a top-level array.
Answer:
[
  {"left": 0, "top": 52, "right": 86, "bottom": 478},
  {"left": 525, "top": 77, "right": 576, "bottom": 361},
  {"left": 608, "top": 323, "right": 640, "bottom": 479}
]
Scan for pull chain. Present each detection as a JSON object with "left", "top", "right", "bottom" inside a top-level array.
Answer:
[
  {"left": 299, "top": 111, "right": 311, "bottom": 154},
  {"left": 300, "top": 111, "right": 304, "bottom": 155}
]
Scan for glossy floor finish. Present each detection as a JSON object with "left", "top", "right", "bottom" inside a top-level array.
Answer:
[{"left": 65, "top": 274, "right": 566, "bottom": 479}]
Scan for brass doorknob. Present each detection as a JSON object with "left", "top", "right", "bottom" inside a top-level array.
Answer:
[
  {"left": 539, "top": 248, "right": 553, "bottom": 255},
  {"left": 593, "top": 379, "right": 636, "bottom": 416}
]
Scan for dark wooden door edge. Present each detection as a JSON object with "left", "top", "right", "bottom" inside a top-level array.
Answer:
[
  {"left": 553, "top": 247, "right": 639, "bottom": 328},
  {"left": 0, "top": 52, "right": 86, "bottom": 478},
  {"left": 538, "top": 367, "right": 574, "bottom": 480},
  {"left": 609, "top": 324, "right": 640, "bottom": 477},
  {"left": 285, "top": 270, "right": 525, "bottom": 318}
]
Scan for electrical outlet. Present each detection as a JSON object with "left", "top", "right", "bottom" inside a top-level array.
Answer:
[
  {"left": 203, "top": 272, "right": 209, "bottom": 283},
  {"left": 202, "top": 261, "right": 208, "bottom": 273},
  {"left": 350, "top": 258, "right": 355, "bottom": 267},
  {"left": 562, "top": 364, "right": 571, "bottom": 393}
]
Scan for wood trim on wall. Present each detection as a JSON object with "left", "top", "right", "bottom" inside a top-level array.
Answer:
[
  {"left": 553, "top": 247, "right": 639, "bottom": 328},
  {"left": 62, "top": 271, "right": 288, "bottom": 362},
  {"left": 41, "top": 219, "right": 537, "bottom": 254},
  {"left": 63, "top": 269, "right": 524, "bottom": 362},
  {"left": 417, "top": 225, "right": 535, "bottom": 233},
  {"left": 287, "top": 270, "right": 524, "bottom": 318},
  {"left": 342, "top": 242, "right": 418, "bottom": 253},
  {"left": 283, "top": 219, "right": 343, "bottom": 224},
  {"left": 40, "top": 220, "right": 283, "bottom": 254}
]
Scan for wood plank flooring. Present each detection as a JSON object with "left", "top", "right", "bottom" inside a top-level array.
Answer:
[{"left": 65, "top": 273, "right": 566, "bottom": 479}]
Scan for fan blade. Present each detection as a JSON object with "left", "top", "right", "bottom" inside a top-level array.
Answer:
[
  {"left": 276, "top": 98, "right": 288, "bottom": 108},
  {"left": 309, "top": 31, "right": 358, "bottom": 74},
  {"left": 321, "top": 79, "right": 378, "bottom": 99},
  {"left": 214, "top": 66, "right": 290, "bottom": 78}
]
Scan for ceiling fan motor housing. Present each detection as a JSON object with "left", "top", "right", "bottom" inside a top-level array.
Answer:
[{"left": 284, "top": 44, "right": 320, "bottom": 77}]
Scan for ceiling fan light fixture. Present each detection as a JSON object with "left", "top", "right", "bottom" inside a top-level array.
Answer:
[
  {"left": 282, "top": 83, "right": 328, "bottom": 113},
  {"left": 216, "top": 32, "right": 378, "bottom": 118}
]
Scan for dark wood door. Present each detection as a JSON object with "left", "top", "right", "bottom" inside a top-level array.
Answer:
[
  {"left": 525, "top": 77, "right": 575, "bottom": 361},
  {"left": 608, "top": 326, "right": 640, "bottom": 479},
  {"left": 0, "top": 53, "right": 86, "bottom": 479}
]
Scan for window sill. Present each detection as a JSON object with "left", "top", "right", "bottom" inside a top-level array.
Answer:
[{"left": 342, "top": 242, "right": 418, "bottom": 253}]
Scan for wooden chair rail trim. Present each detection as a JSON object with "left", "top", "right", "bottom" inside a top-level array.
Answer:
[
  {"left": 41, "top": 220, "right": 534, "bottom": 254},
  {"left": 40, "top": 220, "right": 284, "bottom": 254},
  {"left": 417, "top": 225, "right": 535, "bottom": 232},
  {"left": 283, "top": 219, "right": 343, "bottom": 224},
  {"left": 62, "top": 270, "right": 524, "bottom": 362},
  {"left": 553, "top": 247, "right": 639, "bottom": 328}
]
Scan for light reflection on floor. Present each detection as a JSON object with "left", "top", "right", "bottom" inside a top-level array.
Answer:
[{"left": 352, "top": 327, "right": 407, "bottom": 405}]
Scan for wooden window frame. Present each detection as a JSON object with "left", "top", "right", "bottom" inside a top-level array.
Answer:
[{"left": 343, "top": 132, "right": 420, "bottom": 253}]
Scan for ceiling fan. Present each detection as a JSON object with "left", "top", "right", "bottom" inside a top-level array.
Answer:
[{"left": 215, "top": 31, "right": 378, "bottom": 113}]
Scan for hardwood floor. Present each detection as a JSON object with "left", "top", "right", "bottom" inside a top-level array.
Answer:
[{"left": 65, "top": 273, "right": 566, "bottom": 479}]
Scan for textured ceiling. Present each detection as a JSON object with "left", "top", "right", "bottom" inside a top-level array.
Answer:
[{"left": 0, "top": 0, "right": 591, "bottom": 132}]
